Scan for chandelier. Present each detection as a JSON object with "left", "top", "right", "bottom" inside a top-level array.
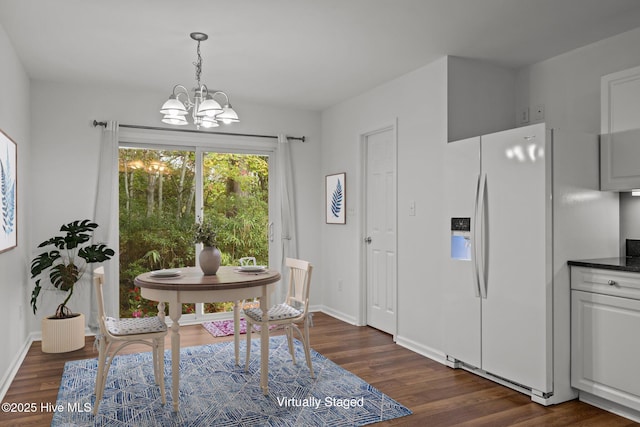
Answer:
[{"left": 160, "top": 32, "right": 239, "bottom": 129}]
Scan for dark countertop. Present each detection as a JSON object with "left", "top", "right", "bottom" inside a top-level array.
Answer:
[{"left": 568, "top": 257, "right": 640, "bottom": 273}]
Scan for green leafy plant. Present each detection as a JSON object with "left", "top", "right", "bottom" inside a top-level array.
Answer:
[
  {"left": 191, "top": 216, "right": 218, "bottom": 247},
  {"left": 30, "top": 219, "right": 115, "bottom": 319}
]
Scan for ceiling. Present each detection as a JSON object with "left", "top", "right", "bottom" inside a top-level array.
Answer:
[{"left": 1, "top": 0, "right": 640, "bottom": 111}]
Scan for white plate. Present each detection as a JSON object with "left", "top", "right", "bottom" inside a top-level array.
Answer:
[
  {"left": 239, "top": 265, "right": 267, "bottom": 272},
  {"left": 150, "top": 269, "right": 182, "bottom": 278}
]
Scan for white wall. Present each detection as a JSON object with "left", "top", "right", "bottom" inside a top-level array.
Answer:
[
  {"left": 515, "top": 26, "right": 640, "bottom": 253},
  {"left": 27, "top": 80, "right": 322, "bottom": 333},
  {"left": 0, "top": 23, "right": 30, "bottom": 394},
  {"left": 448, "top": 56, "right": 516, "bottom": 142},
  {"left": 321, "top": 58, "right": 448, "bottom": 356}
]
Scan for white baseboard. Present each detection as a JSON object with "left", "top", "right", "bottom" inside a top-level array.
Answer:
[
  {"left": 579, "top": 391, "right": 640, "bottom": 423},
  {"left": 0, "top": 333, "right": 36, "bottom": 402},
  {"left": 308, "top": 304, "right": 323, "bottom": 314},
  {"left": 396, "top": 335, "right": 446, "bottom": 365},
  {"left": 395, "top": 335, "right": 447, "bottom": 365},
  {"left": 317, "top": 306, "right": 357, "bottom": 326}
]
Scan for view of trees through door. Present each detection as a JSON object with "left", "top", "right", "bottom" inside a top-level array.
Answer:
[{"left": 118, "top": 147, "right": 270, "bottom": 318}]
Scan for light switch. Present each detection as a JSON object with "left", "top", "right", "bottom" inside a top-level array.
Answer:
[
  {"left": 409, "top": 200, "right": 416, "bottom": 216},
  {"left": 518, "top": 107, "right": 529, "bottom": 125}
]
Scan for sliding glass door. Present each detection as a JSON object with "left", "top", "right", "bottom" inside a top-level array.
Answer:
[{"left": 118, "top": 135, "right": 275, "bottom": 320}]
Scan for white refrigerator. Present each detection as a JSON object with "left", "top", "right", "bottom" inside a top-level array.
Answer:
[{"left": 443, "top": 123, "right": 618, "bottom": 405}]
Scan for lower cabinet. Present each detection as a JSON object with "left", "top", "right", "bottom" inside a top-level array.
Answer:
[{"left": 571, "top": 287, "right": 640, "bottom": 412}]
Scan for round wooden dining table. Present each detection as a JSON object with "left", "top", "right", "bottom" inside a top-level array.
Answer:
[{"left": 135, "top": 266, "right": 281, "bottom": 411}]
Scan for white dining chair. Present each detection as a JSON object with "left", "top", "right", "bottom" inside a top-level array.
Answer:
[
  {"left": 238, "top": 257, "right": 261, "bottom": 310},
  {"left": 92, "top": 267, "right": 168, "bottom": 414},
  {"left": 239, "top": 256, "right": 257, "bottom": 267},
  {"left": 244, "top": 258, "right": 315, "bottom": 378}
]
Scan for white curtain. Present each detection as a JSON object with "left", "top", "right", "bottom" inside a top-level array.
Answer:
[
  {"left": 277, "top": 134, "right": 298, "bottom": 301},
  {"left": 90, "top": 121, "right": 119, "bottom": 330}
]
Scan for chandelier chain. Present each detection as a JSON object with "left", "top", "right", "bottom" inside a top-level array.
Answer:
[{"left": 193, "top": 40, "right": 202, "bottom": 88}]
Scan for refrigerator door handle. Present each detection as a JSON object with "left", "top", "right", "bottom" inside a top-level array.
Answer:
[
  {"left": 472, "top": 174, "right": 481, "bottom": 298},
  {"left": 476, "top": 173, "right": 488, "bottom": 299}
]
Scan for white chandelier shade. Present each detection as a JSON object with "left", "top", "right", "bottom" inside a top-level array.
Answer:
[{"left": 160, "top": 32, "right": 239, "bottom": 129}]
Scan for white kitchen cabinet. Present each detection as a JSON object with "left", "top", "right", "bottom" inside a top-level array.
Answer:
[
  {"left": 571, "top": 266, "right": 640, "bottom": 414},
  {"left": 600, "top": 65, "right": 640, "bottom": 191}
]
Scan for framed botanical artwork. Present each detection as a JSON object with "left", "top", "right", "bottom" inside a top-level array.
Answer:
[
  {"left": 326, "top": 172, "right": 346, "bottom": 224},
  {"left": 0, "top": 129, "right": 17, "bottom": 253}
]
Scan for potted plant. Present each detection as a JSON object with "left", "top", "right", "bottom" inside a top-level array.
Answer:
[
  {"left": 192, "top": 217, "right": 220, "bottom": 275},
  {"left": 30, "top": 219, "right": 115, "bottom": 353}
]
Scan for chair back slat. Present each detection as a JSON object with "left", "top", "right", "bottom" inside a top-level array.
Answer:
[
  {"left": 285, "top": 258, "right": 312, "bottom": 312},
  {"left": 93, "top": 267, "right": 108, "bottom": 335}
]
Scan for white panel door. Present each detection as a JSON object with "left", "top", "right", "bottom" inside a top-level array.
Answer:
[
  {"left": 443, "top": 137, "right": 481, "bottom": 368},
  {"left": 480, "top": 123, "right": 552, "bottom": 393},
  {"left": 365, "top": 127, "right": 397, "bottom": 334}
]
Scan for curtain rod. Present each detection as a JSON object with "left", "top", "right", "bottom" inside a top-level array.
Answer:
[{"left": 92, "top": 120, "right": 306, "bottom": 142}]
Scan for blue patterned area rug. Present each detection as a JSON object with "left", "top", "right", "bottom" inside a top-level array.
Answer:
[{"left": 52, "top": 336, "right": 411, "bottom": 426}]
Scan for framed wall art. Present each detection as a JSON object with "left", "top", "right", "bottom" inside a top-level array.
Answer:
[
  {"left": 0, "top": 129, "right": 17, "bottom": 253},
  {"left": 326, "top": 172, "right": 346, "bottom": 224}
]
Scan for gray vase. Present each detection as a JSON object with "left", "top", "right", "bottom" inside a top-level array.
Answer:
[{"left": 199, "top": 246, "right": 221, "bottom": 275}]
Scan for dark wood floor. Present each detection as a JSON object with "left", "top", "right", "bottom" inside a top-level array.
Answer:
[{"left": 1, "top": 312, "right": 637, "bottom": 426}]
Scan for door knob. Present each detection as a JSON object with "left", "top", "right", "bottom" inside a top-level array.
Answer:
[{"left": 364, "top": 237, "right": 372, "bottom": 244}]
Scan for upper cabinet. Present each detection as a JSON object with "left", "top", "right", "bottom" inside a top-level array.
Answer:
[{"left": 601, "top": 65, "right": 640, "bottom": 191}]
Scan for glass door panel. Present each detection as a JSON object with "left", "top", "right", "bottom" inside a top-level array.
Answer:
[
  {"left": 119, "top": 148, "right": 196, "bottom": 317},
  {"left": 199, "top": 152, "right": 270, "bottom": 314}
]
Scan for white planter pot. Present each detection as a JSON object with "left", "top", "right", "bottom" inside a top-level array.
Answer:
[{"left": 41, "top": 313, "right": 85, "bottom": 353}]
